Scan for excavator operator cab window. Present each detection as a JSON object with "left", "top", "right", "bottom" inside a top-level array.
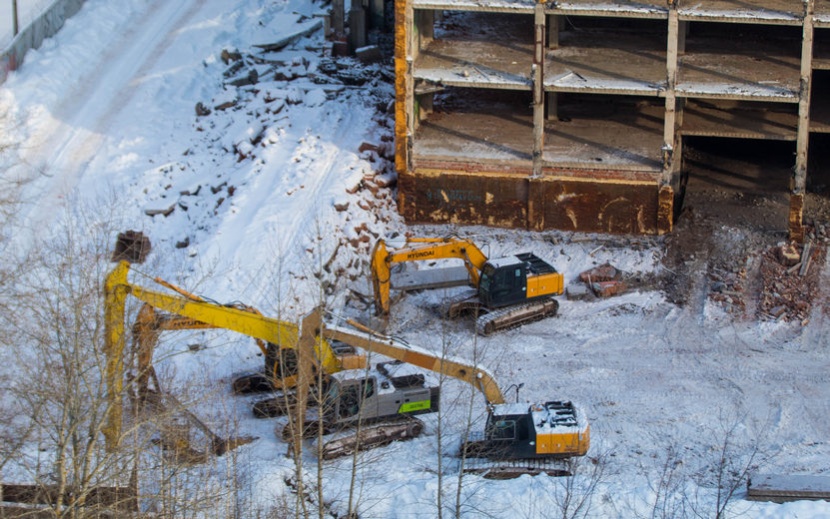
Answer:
[
  {"left": 325, "top": 383, "right": 340, "bottom": 420},
  {"left": 479, "top": 266, "right": 493, "bottom": 294},
  {"left": 490, "top": 419, "right": 517, "bottom": 440},
  {"left": 338, "top": 379, "right": 375, "bottom": 419},
  {"left": 482, "top": 262, "right": 527, "bottom": 308}
]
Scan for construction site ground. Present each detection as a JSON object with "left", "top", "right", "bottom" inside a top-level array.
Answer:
[{"left": 662, "top": 137, "right": 830, "bottom": 324}]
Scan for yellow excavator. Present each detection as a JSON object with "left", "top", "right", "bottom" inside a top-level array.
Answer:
[
  {"left": 103, "top": 260, "right": 366, "bottom": 456},
  {"left": 104, "top": 261, "right": 588, "bottom": 475},
  {"left": 371, "top": 236, "right": 565, "bottom": 335},
  {"left": 287, "top": 308, "right": 590, "bottom": 476}
]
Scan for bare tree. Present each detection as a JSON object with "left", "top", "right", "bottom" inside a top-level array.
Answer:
[
  {"left": 2, "top": 198, "right": 140, "bottom": 517},
  {"left": 685, "top": 410, "right": 773, "bottom": 519},
  {"left": 637, "top": 443, "right": 689, "bottom": 519}
]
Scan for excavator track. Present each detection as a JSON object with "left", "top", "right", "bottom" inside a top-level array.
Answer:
[
  {"left": 321, "top": 417, "right": 424, "bottom": 460},
  {"left": 461, "top": 457, "right": 571, "bottom": 479},
  {"left": 279, "top": 416, "right": 424, "bottom": 460},
  {"left": 252, "top": 394, "right": 299, "bottom": 418},
  {"left": 475, "top": 298, "right": 559, "bottom": 335},
  {"left": 231, "top": 372, "right": 275, "bottom": 394}
]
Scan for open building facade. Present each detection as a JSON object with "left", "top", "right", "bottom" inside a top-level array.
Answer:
[{"left": 393, "top": 0, "right": 829, "bottom": 239}]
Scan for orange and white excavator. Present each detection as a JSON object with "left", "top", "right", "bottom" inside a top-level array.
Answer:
[
  {"left": 371, "top": 236, "right": 565, "bottom": 335},
  {"left": 288, "top": 308, "right": 590, "bottom": 476}
]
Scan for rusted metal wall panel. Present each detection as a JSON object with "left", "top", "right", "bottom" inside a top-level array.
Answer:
[
  {"left": 536, "top": 177, "right": 660, "bottom": 234},
  {"left": 399, "top": 170, "right": 529, "bottom": 228},
  {"left": 394, "top": 0, "right": 408, "bottom": 176},
  {"left": 399, "top": 168, "right": 663, "bottom": 234}
]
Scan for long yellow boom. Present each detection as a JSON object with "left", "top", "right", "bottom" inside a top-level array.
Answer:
[{"left": 103, "top": 261, "right": 343, "bottom": 450}]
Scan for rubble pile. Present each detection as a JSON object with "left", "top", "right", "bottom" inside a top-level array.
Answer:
[
  {"left": 757, "top": 231, "right": 827, "bottom": 323},
  {"left": 707, "top": 262, "right": 748, "bottom": 314},
  {"left": 567, "top": 262, "right": 650, "bottom": 301}
]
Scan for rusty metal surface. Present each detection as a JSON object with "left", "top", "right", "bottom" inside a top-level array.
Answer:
[
  {"left": 394, "top": 0, "right": 408, "bottom": 176},
  {"left": 396, "top": 0, "right": 817, "bottom": 236},
  {"left": 789, "top": 193, "right": 805, "bottom": 241},
  {"left": 658, "top": 185, "right": 674, "bottom": 235},
  {"left": 399, "top": 168, "right": 662, "bottom": 234}
]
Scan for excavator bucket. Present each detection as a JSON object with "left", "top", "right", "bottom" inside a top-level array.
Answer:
[
  {"left": 112, "top": 231, "right": 152, "bottom": 264},
  {"left": 157, "top": 416, "right": 257, "bottom": 465},
  {"left": 149, "top": 390, "right": 258, "bottom": 463}
]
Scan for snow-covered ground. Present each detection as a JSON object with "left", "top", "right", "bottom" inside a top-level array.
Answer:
[
  {"left": 0, "top": 0, "right": 56, "bottom": 48},
  {"left": 1, "top": 0, "right": 829, "bottom": 517}
]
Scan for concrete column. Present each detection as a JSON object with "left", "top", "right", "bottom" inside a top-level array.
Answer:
[
  {"left": 369, "top": 0, "right": 385, "bottom": 30},
  {"left": 417, "top": 93, "right": 433, "bottom": 123},
  {"left": 791, "top": 0, "right": 815, "bottom": 242},
  {"left": 657, "top": 0, "right": 681, "bottom": 234},
  {"left": 546, "top": 92, "right": 558, "bottom": 120},
  {"left": 332, "top": 0, "right": 345, "bottom": 38},
  {"left": 404, "top": 0, "right": 419, "bottom": 174},
  {"left": 349, "top": 7, "right": 367, "bottom": 51},
  {"left": 678, "top": 20, "right": 688, "bottom": 54},
  {"left": 413, "top": 8, "right": 434, "bottom": 60},
  {"left": 662, "top": 0, "right": 679, "bottom": 189},
  {"left": 532, "top": 1, "right": 546, "bottom": 178},
  {"left": 547, "top": 14, "right": 564, "bottom": 49}
]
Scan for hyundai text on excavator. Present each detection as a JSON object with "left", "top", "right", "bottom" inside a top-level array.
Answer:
[
  {"left": 103, "top": 260, "right": 367, "bottom": 457},
  {"left": 286, "top": 308, "right": 590, "bottom": 476},
  {"left": 370, "top": 236, "right": 565, "bottom": 335}
]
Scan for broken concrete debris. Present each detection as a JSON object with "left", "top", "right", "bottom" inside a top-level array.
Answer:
[
  {"left": 578, "top": 262, "right": 620, "bottom": 284},
  {"left": 145, "top": 205, "right": 175, "bottom": 218},
  {"left": 758, "top": 235, "right": 826, "bottom": 323},
  {"left": 567, "top": 263, "right": 628, "bottom": 300},
  {"left": 776, "top": 242, "right": 800, "bottom": 267},
  {"left": 195, "top": 102, "right": 211, "bottom": 117}
]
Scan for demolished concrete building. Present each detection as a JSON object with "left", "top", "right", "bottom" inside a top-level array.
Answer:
[{"left": 393, "top": 0, "right": 828, "bottom": 239}]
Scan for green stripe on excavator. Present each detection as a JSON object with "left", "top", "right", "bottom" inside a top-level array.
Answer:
[{"left": 399, "top": 399, "right": 430, "bottom": 413}]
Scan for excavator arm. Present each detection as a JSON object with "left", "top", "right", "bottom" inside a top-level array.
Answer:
[
  {"left": 103, "top": 260, "right": 351, "bottom": 451},
  {"left": 305, "top": 308, "right": 505, "bottom": 406},
  {"left": 292, "top": 308, "right": 589, "bottom": 467},
  {"left": 131, "top": 304, "right": 270, "bottom": 400},
  {"left": 370, "top": 237, "right": 490, "bottom": 315}
]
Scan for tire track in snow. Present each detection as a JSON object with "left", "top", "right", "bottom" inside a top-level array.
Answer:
[
  {"left": 17, "top": 0, "right": 205, "bottom": 232},
  {"left": 208, "top": 98, "right": 367, "bottom": 304}
]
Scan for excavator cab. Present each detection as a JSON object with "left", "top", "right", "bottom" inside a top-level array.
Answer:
[
  {"left": 326, "top": 377, "right": 376, "bottom": 421},
  {"left": 479, "top": 253, "right": 563, "bottom": 310},
  {"left": 465, "top": 401, "right": 589, "bottom": 461},
  {"left": 478, "top": 257, "right": 530, "bottom": 309}
]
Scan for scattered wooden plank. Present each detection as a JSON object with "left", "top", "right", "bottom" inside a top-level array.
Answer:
[
  {"left": 747, "top": 473, "right": 830, "bottom": 503},
  {"left": 799, "top": 240, "right": 813, "bottom": 277}
]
